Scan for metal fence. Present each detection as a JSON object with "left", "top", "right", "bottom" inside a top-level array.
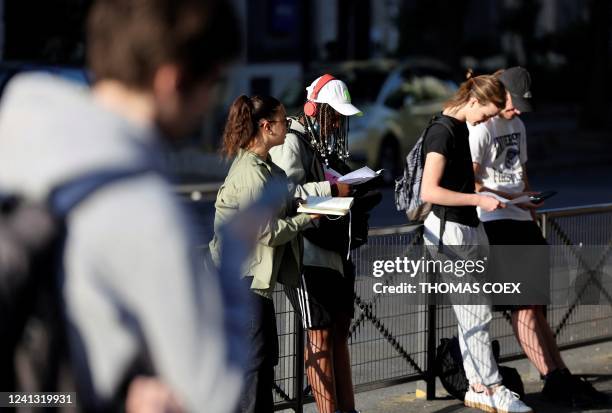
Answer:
[{"left": 272, "top": 203, "right": 612, "bottom": 411}]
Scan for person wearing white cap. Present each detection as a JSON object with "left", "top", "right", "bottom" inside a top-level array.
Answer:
[
  {"left": 305, "top": 74, "right": 363, "bottom": 117},
  {"left": 269, "top": 74, "right": 368, "bottom": 413}
]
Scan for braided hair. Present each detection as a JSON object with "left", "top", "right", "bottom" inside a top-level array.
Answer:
[{"left": 300, "top": 103, "right": 350, "bottom": 165}]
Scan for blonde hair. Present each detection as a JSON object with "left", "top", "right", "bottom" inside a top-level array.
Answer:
[{"left": 443, "top": 70, "right": 506, "bottom": 111}]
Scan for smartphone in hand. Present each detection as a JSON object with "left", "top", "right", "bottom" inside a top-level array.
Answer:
[{"left": 529, "top": 190, "right": 557, "bottom": 204}]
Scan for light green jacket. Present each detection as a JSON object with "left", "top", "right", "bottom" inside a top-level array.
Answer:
[{"left": 209, "top": 149, "right": 313, "bottom": 299}]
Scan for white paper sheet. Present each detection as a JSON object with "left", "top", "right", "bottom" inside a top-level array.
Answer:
[
  {"left": 337, "top": 166, "right": 382, "bottom": 185},
  {"left": 478, "top": 191, "right": 531, "bottom": 205}
]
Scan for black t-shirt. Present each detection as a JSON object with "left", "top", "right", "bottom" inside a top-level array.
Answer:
[{"left": 422, "top": 114, "right": 479, "bottom": 227}]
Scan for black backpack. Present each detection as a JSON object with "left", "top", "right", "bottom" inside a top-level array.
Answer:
[
  {"left": 302, "top": 152, "right": 381, "bottom": 255},
  {"left": 435, "top": 336, "right": 525, "bottom": 401},
  {"left": 0, "top": 168, "right": 148, "bottom": 409},
  {"left": 435, "top": 337, "right": 469, "bottom": 400},
  {"left": 289, "top": 128, "right": 381, "bottom": 255}
]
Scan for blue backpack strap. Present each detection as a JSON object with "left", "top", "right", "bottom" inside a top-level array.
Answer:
[{"left": 48, "top": 168, "right": 151, "bottom": 218}]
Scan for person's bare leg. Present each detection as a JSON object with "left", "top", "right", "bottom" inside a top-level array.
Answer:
[
  {"left": 511, "top": 307, "right": 558, "bottom": 375},
  {"left": 534, "top": 306, "right": 567, "bottom": 371},
  {"left": 306, "top": 328, "right": 336, "bottom": 413},
  {"left": 332, "top": 313, "right": 355, "bottom": 411}
]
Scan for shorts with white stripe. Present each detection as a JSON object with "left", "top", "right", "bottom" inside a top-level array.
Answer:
[{"left": 284, "top": 265, "right": 355, "bottom": 330}]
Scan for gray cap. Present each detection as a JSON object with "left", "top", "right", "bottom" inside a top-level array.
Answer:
[{"left": 499, "top": 67, "right": 533, "bottom": 112}]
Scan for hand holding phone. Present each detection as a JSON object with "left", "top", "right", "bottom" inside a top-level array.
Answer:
[{"left": 529, "top": 190, "right": 557, "bottom": 204}]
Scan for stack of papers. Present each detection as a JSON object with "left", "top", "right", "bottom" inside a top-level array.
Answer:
[
  {"left": 478, "top": 191, "right": 531, "bottom": 205},
  {"left": 324, "top": 167, "right": 343, "bottom": 184},
  {"left": 337, "top": 166, "right": 383, "bottom": 185},
  {"left": 297, "top": 196, "right": 354, "bottom": 216}
]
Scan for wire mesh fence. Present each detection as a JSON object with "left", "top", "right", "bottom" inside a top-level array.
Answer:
[
  {"left": 272, "top": 204, "right": 612, "bottom": 411},
  {"left": 541, "top": 207, "right": 612, "bottom": 349}
]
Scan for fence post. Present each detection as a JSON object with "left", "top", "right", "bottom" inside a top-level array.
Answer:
[
  {"left": 540, "top": 212, "right": 548, "bottom": 322},
  {"left": 540, "top": 212, "right": 548, "bottom": 239},
  {"left": 294, "top": 312, "right": 304, "bottom": 413},
  {"left": 426, "top": 303, "right": 437, "bottom": 399}
]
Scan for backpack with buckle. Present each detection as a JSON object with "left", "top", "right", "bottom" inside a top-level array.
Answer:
[{"left": 0, "top": 168, "right": 150, "bottom": 410}]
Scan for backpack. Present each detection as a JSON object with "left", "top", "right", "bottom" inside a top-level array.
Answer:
[
  {"left": 435, "top": 336, "right": 469, "bottom": 400},
  {"left": 288, "top": 127, "right": 381, "bottom": 255},
  {"left": 0, "top": 168, "right": 149, "bottom": 408},
  {"left": 435, "top": 336, "right": 525, "bottom": 401},
  {"left": 394, "top": 116, "right": 454, "bottom": 222}
]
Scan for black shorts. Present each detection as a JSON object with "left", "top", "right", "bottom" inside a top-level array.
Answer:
[
  {"left": 483, "top": 219, "right": 547, "bottom": 245},
  {"left": 284, "top": 264, "right": 355, "bottom": 329},
  {"left": 484, "top": 219, "right": 547, "bottom": 312}
]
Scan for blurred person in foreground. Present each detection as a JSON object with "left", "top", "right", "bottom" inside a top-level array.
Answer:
[
  {"left": 210, "top": 95, "right": 319, "bottom": 412},
  {"left": 0, "top": 0, "right": 243, "bottom": 411},
  {"left": 469, "top": 67, "right": 609, "bottom": 408}
]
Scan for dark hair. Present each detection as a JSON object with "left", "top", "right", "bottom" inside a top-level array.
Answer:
[
  {"left": 315, "top": 103, "right": 340, "bottom": 139},
  {"left": 443, "top": 70, "right": 506, "bottom": 111},
  {"left": 87, "top": 0, "right": 241, "bottom": 89},
  {"left": 221, "top": 95, "right": 282, "bottom": 158},
  {"left": 297, "top": 103, "right": 350, "bottom": 161}
]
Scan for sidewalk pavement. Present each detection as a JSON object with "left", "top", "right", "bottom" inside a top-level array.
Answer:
[{"left": 295, "top": 340, "right": 612, "bottom": 413}]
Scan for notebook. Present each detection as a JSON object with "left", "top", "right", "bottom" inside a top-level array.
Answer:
[{"left": 297, "top": 196, "right": 354, "bottom": 216}]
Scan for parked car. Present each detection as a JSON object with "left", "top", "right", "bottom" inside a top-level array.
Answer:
[
  {"left": 347, "top": 58, "right": 459, "bottom": 183},
  {"left": 280, "top": 59, "right": 399, "bottom": 117}
]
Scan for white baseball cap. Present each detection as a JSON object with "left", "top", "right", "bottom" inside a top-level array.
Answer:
[{"left": 306, "top": 75, "right": 363, "bottom": 116}]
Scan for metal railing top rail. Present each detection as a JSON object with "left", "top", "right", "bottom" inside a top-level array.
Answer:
[
  {"left": 175, "top": 182, "right": 612, "bottom": 212},
  {"left": 175, "top": 182, "right": 222, "bottom": 195},
  {"left": 368, "top": 223, "right": 422, "bottom": 236},
  {"left": 367, "top": 202, "right": 612, "bottom": 236},
  {"left": 174, "top": 182, "right": 612, "bottom": 217},
  {"left": 536, "top": 202, "right": 612, "bottom": 218}
]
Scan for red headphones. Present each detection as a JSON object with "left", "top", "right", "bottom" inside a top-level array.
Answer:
[{"left": 303, "top": 74, "right": 336, "bottom": 117}]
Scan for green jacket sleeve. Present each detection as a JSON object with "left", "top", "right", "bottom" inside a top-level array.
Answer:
[
  {"left": 258, "top": 212, "right": 313, "bottom": 247},
  {"left": 233, "top": 178, "right": 313, "bottom": 248}
]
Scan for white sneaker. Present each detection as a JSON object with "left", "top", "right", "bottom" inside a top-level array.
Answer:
[{"left": 464, "top": 385, "right": 533, "bottom": 413}]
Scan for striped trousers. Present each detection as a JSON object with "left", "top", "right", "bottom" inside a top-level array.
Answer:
[{"left": 424, "top": 213, "right": 503, "bottom": 387}]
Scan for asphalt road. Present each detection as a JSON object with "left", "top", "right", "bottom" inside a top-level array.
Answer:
[
  {"left": 370, "top": 163, "right": 612, "bottom": 227},
  {"left": 185, "top": 164, "right": 612, "bottom": 240}
]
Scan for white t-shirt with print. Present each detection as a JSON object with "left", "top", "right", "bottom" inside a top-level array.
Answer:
[{"left": 468, "top": 116, "right": 532, "bottom": 222}]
